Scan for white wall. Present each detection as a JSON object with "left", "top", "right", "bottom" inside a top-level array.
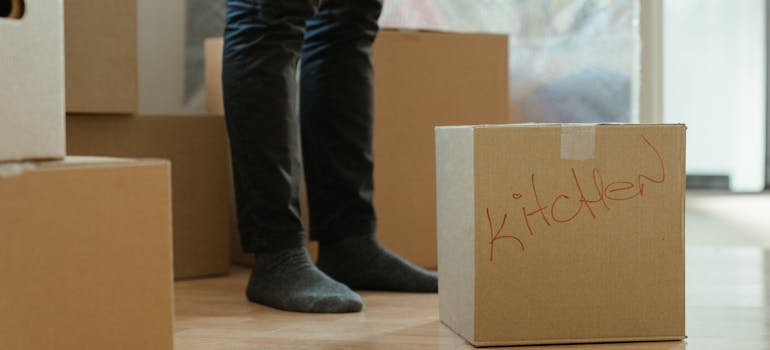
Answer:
[
  {"left": 137, "top": 0, "right": 186, "bottom": 114},
  {"left": 663, "top": 0, "right": 766, "bottom": 192}
]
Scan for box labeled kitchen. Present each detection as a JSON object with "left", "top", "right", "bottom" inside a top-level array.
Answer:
[{"left": 435, "top": 124, "right": 686, "bottom": 346}]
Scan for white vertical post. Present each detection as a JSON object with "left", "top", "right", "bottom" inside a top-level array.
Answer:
[
  {"left": 731, "top": 0, "right": 767, "bottom": 192},
  {"left": 638, "top": 0, "right": 664, "bottom": 124},
  {"left": 138, "top": 0, "right": 186, "bottom": 114}
]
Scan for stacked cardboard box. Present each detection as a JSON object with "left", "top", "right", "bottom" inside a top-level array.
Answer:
[
  {"left": 0, "top": 157, "right": 174, "bottom": 350},
  {"left": 64, "top": 0, "right": 137, "bottom": 113},
  {"left": 205, "top": 30, "right": 511, "bottom": 268},
  {"left": 1, "top": 0, "right": 65, "bottom": 162},
  {"left": 436, "top": 124, "right": 686, "bottom": 346},
  {"left": 67, "top": 115, "right": 234, "bottom": 279},
  {"left": 1, "top": 1, "right": 174, "bottom": 348},
  {"left": 62, "top": 0, "right": 231, "bottom": 279}
]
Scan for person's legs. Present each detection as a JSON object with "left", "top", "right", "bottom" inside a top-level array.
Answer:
[
  {"left": 222, "top": 0, "right": 362, "bottom": 312},
  {"left": 300, "top": 0, "right": 437, "bottom": 292}
]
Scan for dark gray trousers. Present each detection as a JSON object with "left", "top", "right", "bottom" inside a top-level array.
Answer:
[{"left": 222, "top": 0, "right": 383, "bottom": 252}]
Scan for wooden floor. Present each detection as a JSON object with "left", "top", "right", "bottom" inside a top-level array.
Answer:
[{"left": 174, "top": 191, "right": 770, "bottom": 350}]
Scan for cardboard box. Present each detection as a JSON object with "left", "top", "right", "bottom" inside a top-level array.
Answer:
[
  {"left": 435, "top": 124, "right": 686, "bottom": 346},
  {"left": 207, "top": 30, "right": 510, "bottom": 268},
  {"left": 66, "top": 115, "right": 232, "bottom": 279},
  {"left": 1, "top": 0, "right": 66, "bottom": 162},
  {"left": 0, "top": 157, "right": 173, "bottom": 350},
  {"left": 64, "top": 0, "right": 137, "bottom": 113},
  {"left": 373, "top": 30, "right": 509, "bottom": 268}
]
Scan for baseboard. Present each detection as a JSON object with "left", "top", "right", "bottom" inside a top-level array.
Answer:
[{"left": 686, "top": 175, "right": 730, "bottom": 189}]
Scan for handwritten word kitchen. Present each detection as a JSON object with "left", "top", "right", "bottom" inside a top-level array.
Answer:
[{"left": 485, "top": 134, "right": 666, "bottom": 262}]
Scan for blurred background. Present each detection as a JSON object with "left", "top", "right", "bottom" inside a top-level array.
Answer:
[{"left": 145, "top": 0, "right": 767, "bottom": 193}]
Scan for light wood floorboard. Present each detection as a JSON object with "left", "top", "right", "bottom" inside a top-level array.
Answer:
[{"left": 175, "top": 191, "right": 770, "bottom": 349}]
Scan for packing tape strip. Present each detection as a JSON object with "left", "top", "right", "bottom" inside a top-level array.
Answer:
[{"left": 560, "top": 125, "right": 596, "bottom": 160}]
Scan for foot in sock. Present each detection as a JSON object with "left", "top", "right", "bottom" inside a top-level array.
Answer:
[
  {"left": 246, "top": 247, "right": 363, "bottom": 313},
  {"left": 316, "top": 234, "right": 438, "bottom": 293}
]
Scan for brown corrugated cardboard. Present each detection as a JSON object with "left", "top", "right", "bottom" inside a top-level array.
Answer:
[
  {"left": 435, "top": 124, "right": 686, "bottom": 346},
  {"left": 1, "top": 0, "right": 66, "bottom": 162},
  {"left": 0, "top": 156, "right": 173, "bottom": 350},
  {"left": 66, "top": 115, "right": 232, "bottom": 279},
  {"left": 207, "top": 30, "right": 509, "bottom": 268},
  {"left": 64, "top": 0, "right": 137, "bottom": 113},
  {"left": 373, "top": 30, "right": 509, "bottom": 269}
]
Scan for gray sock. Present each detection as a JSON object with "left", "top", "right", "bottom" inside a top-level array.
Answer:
[
  {"left": 246, "top": 247, "right": 363, "bottom": 313},
  {"left": 316, "top": 234, "right": 438, "bottom": 293}
]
